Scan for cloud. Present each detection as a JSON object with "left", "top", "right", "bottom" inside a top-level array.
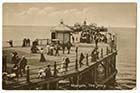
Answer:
[
  {"left": 4, "top": 4, "right": 136, "bottom": 27},
  {"left": 18, "top": 7, "right": 57, "bottom": 16}
]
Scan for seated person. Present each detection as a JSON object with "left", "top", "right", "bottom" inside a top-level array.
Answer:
[{"left": 38, "top": 68, "right": 46, "bottom": 79}]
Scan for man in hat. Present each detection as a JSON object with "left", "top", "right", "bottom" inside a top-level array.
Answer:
[
  {"left": 79, "top": 53, "right": 85, "bottom": 67},
  {"left": 65, "top": 57, "right": 70, "bottom": 71},
  {"left": 19, "top": 56, "right": 27, "bottom": 74},
  {"left": 44, "top": 65, "right": 52, "bottom": 78},
  {"left": 66, "top": 41, "right": 72, "bottom": 54},
  {"left": 7, "top": 40, "right": 13, "bottom": 47}
]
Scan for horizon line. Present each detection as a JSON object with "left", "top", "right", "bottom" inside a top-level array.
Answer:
[{"left": 3, "top": 24, "right": 136, "bottom": 28}]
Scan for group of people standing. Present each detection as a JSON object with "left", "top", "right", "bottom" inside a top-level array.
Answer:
[
  {"left": 39, "top": 41, "right": 72, "bottom": 62},
  {"left": 22, "top": 38, "right": 31, "bottom": 47},
  {"left": 38, "top": 65, "right": 52, "bottom": 79},
  {"left": 11, "top": 51, "right": 28, "bottom": 78},
  {"left": 45, "top": 43, "right": 60, "bottom": 56},
  {"left": 38, "top": 56, "right": 71, "bottom": 78}
]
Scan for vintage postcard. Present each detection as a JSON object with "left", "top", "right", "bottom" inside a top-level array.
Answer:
[{"left": 2, "top": 3, "right": 136, "bottom": 90}]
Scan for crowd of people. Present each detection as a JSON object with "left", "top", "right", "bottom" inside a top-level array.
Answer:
[
  {"left": 30, "top": 40, "right": 73, "bottom": 63},
  {"left": 38, "top": 56, "right": 71, "bottom": 79},
  {"left": 44, "top": 41, "right": 73, "bottom": 56},
  {"left": 3, "top": 31, "right": 117, "bottom": 82},
  {"left": 80, "top": 30, "right": 116, "bottom": 49}
]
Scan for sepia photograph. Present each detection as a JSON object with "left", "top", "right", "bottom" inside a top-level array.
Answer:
[{"left": 2, "top": 3, "right": 136, "bottom": 90}]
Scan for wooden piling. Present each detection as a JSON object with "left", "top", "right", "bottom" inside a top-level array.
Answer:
[
  {"left": 75, "top": 58, "right": 78, "bottom": 70},
  {"left": 101, "top": 48, "right": 103, "bottom": 58},
  {"left": 75, "top": 46, "right": 78, "bottom": 70},
  {"left": 86, "top": 53, "right": 89, "bottom": 66},
  {"left": 106, "top": 58, "right": 109, "bottom": 78},
  {"left": 94, "top": 65, "right": 97, "bottom": 84},
  {"left": 53, "top": 61, "right": 57, "bottom": 76},
  {"left": 26, "top": 66, "right": 30, "bottom": 83},
  {"left": 47, "top": 83, "right": 50, "bottom": 89},
  {"left": 76, "top": 75, "right": 80, "bottom": 90},
  {"left": 106, "top": 47, "right": 108, "bottom": 55}
]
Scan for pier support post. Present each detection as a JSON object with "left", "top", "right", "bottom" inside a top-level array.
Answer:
[
  {"left": 76, "top": 75, "right": 80, "bottom": 90},
  {"left": 47, "top": 83, "right": 50, "bottom": 89},
  {"left": 53, "top": 61, "right": 57, "bottom": 76},
  {"left": 75, "top": 58, "right": 78, "bottom": 70},
  {"left": 75, "top": 46, "right": 78, "bottom": 71},
  {"left": 94, "top": 65, "right": 97, "bottom": 85},
  {"left": 101, "top": 48, "right": 103, "bottom": 58},
  {"left": 106, "top": 47, "right": 109, "bottom": 55},
  {"left": 26, "top": 66, "right": 30, "bottom": 83},
  {"left": 86, "top": 53, "right": 89, "bottom": 66},
  {"left": 104, "top": 59, "right": 108, "bottom": 78}
]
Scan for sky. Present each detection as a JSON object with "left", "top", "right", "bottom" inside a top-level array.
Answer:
[{"left": 3, "top": 3, "right": 136, "bottom": 27}]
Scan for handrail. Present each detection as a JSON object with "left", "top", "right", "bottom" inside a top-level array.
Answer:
[{"left": 6, "top": 49, "right": 117, "bottom": 85}]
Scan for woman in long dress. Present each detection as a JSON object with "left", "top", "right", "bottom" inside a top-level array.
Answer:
[{"left": 40, "top": 48, "right": 46, "bottom": 62}]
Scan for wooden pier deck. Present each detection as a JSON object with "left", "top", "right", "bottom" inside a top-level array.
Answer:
[{"left": 3, "top": 43, "right": 118, "bottom": 90}]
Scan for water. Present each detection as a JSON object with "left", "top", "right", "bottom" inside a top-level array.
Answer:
[
  {"left": 2, "top": 25, "right": 136, "bottom": 89},
  {"left": 108, "top": 27, "right": 136, "bottom": 89}
]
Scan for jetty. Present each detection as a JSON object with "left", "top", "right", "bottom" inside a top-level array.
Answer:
[
  {"left": 2, "top": 20, "right": 118, "bottom": 90},
  {"left": 3, "top": 42, "right": 117, "bottom": 90}
]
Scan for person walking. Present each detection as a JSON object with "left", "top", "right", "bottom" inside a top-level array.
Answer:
[
  {"left": 11, "top": 51, "right": 18, "bottom": 64},
  {"left": 44, "top": 65, "right": 52, "bottom": 78},
  {"left": 79, "top": 53, "right": 85, "bottom": 67},
  {"left": 61, "top": 43, "right": 65, "bottom": 54},
  {"left": 50, "top": 45, "right": 54, "bottom": 56},
  {"left": 22, "top": 38, "right": 26, "bottom": 47},
  {"left": 65, "top": 57, "right": 70, "bottom": 71},
  {"left": 40, "top": 48, "right": 46, "bottom": 62},
  {"left": 19, "top": 56, "right": 27, "bottom": 74},
  {"left": 55, "top": 44, "right": 60, "bottom": 56},
  {"left": 46, "top": 44, "right": 50, "bottom": 55},
  {"left": 91, "top": 48, "right": 96, "bottom": 62},
  {"left": 94, "top": 35, "right": 99, "bottom": 48},
  {"left": 66, "top": 41, "right": 72, "bottom": 54}
]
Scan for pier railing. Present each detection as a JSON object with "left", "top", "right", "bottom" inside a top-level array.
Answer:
[
  {"left": 3, "top": 46, "right": 117, "bottom": 89},
  {"left": 3, "top": 39, "right": 50, "bottom": 48}
]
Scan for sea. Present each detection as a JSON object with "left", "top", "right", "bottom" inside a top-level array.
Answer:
[{"left": 2, "top": 25, "right": 136, "bottom": 90}]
